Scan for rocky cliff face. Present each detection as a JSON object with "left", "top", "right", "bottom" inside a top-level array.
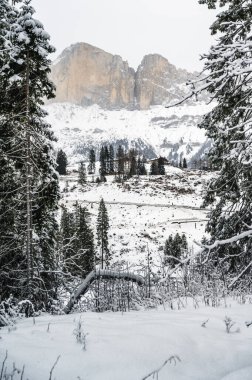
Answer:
[
  {"left": 135, "top": 54, "right": 192, "bottom": 110},
  {"left": 50, "top": 43, "right": 135, "bottom": 109},
  {"left": 50, "top": 42, "right": 194, "bottom": 110}
]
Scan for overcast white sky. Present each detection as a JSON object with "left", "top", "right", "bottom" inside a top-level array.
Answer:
[{"left": 32, "top": 0, "right": 218, "bottom": 72}]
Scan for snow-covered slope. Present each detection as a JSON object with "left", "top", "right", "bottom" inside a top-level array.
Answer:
[
  {"left": 60, "top": 168, "right": 212, "bottom": 265},
  {"left": 45, "top": 102, "right": 212, "bottom": 165}
]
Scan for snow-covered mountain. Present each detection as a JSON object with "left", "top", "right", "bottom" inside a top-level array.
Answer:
[
  {"left": 45, "top": 102, "right": 212, "bottom": 165},
  {"left": 46, "top": 42, "right": 211, "bottom": 163}
]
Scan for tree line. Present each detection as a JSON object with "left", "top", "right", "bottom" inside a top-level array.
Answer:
[{"left": 56, "top": 145, "right": 177, "bottom": 181}]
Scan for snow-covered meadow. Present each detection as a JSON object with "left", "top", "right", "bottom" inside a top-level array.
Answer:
[
  {"left": 60, "top": 167, "right": 210, "bottom": 266},
  {"left": 1, "top": 298, "right": 252, "bottom": 380}
]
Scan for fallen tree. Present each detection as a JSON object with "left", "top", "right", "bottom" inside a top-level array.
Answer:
[{"left": 64, "top": 269, "right": 145, "bottom": 314}]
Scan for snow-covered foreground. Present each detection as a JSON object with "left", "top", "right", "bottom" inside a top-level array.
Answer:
[{"left": 1, "top": 299, "right": 252, "bottom": 380}]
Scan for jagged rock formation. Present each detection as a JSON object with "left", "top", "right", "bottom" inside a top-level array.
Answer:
[
  {"left": 50, "top": 43, "right": 135, "bottom": 109},
  {"left": 135, "top": 54, "right": 192, "bottom": 110},
  {"left": 50, "top": 42, "right": 195, "bottom": 110}
]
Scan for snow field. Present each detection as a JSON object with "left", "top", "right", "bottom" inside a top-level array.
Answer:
[
  {"left": 1, "top": 298, "right": 252, "bottom": 380},
  {"left": 60, "top": 170, "right": 211, "bottom": 266}
]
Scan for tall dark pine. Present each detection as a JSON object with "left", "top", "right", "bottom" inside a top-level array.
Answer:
[
  {"left": 182, "top": 158, "right": 187, "bottom": 169},
  {"left": 88, "top": 148, "right": 96, "bottom": 174},
  {"left": 158, "top": 157, "right": 165, "bottom": 175},
  {"left": 194, "top": 0, "right": 252, "bottom": 282},
  {"left": 116, "top": 145, "right": 125, "bottom": 177},
  {"left": 137, "top": 157, "right": 147, "bottom": 175},
  {"left": 78, "top": 161, "right": 87, "bottom": 186},
  {"left": 75, "top": 206, "right": 95, "bottom": 276},
  {"left": 109, "top": 144, "right": 114, "bottom": 174},
  {"left": 99, "top": 146, "right": 106, "bottom": 181},
  {"left": 97, "top": 198, "right": 110, "bottom": 269},
  {"left": 56, "top": 149, "right": 68, "bottom": 175},
  {"left": 60, "top": 205, "right": 75, "bottom": 273},
  {"left": 0, "top": 0, "right": 59, "bottom": 304},
  {"left": 104, "top": 145, "right": 109, "bottom": 173},
  {"left": 150, "top": 161, "right": 159, "bottom": 175}
]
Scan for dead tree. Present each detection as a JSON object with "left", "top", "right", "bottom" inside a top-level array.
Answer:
[{"left": 64, "top": 269, "right": 145, "bottom": 314}]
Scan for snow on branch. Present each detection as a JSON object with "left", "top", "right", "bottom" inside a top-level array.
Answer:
[
  {"left": 64, "top": 269, "right": 145, "bottom": 314},
  {"left": 201, "top": 229, "right": 252, "bottom": 250}
]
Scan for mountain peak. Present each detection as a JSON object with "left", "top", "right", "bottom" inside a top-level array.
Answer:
[{"left": 50, "top": 42, "right": 195, "bottom": 110}]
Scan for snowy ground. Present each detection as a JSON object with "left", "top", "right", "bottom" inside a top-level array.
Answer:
[
  {"left": 60, "top": 167, "right": 211, "bottom": 265},
  {"left": 1, "top": 298, "right": 252, "bottom": 380}
]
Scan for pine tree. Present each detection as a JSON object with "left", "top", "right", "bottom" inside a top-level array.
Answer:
[
  {"left": 192, "top": 0, "right": 252, "bottom": 281},
  {"left": 97, "top": 198, "right": 110, "bottom": 269},
  {"left": 116, "top": 145, "right": 125, "bottom": 177},
  {"left": 56, "top": 149, "right": 68, "bottom": 175},
  {"left": 104, "top": 145, "right": 109, "bottom": 174},
  {"left": 78, "top": 161, "right": 87, "bottom": 186},
  {"left": 88, "top": 148, "right": 96, "bottom": 174},
  {"left": 99, "top": 146, "right": 106, "bottom": 181},
  {"left": 164, "top": 233, "right": 187, "bottom": 268},
  {"left": 0, "top": 0, "right": 59, "bottom": 304},
  {"left": 76, "top": 206, "right": 95, "bottom": 276},
  {"left": 60, "top": 205, "right": 76, "bottom": 273},
  {"left": 109, "top": 144, "right": 114, "bottom": 174},
  {"left": 150, "top": 161, "right": 159, "bottom": 175},
  {"left": 182, "top": 158, "right": 187, "bottom": 169},
  {"left": 137, "top": 157, "right": 147, "bottom": 175},
  {"left": 158, "top": 157, "right": 165, "bottom": 175},
  {"left": 60, "top": 205, "right": 95, "bottom": 277},
  {"left": 129, "top": 156, "right": 137, "bottom": 177}
]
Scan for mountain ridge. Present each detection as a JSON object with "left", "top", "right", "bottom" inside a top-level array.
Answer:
[{"left": 49, "top": 42, "right": 196, "bottom": 110}]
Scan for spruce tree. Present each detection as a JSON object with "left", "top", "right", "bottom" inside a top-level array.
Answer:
[
  {"left": 109, "top": 144, "right": 114, "bottom": 174},
  {"left": 60, "top": 205, "right": 95, "bottom": 277},
  {"left": 129, "top": 156, "right": 137, "bottom": 177},
  {"left": 182, "top": 158, "right": 187, "bottom": 169},
  {"left": 60, "top": 205, "right": 76, "bottom": 273},
  {"left": 150, "top": 161, "right": 159, "bottom": 175},
  {"left": 78, "top": 161, "right": 87, "bottom": 186},
  {"left": 76, "top": 206, "right": 95, "bottom": 276},
  {"left": 56, "top": 149, "right": 68, "bottom": 175},
  {"left": 137, "top": 157, "right": 147, "bottom": 175},
  {"left": 104, "top": 145, "right": 109, "bottom": 173},
  {"left": 97, "top": 198, "right": 110, "bottom": 269},
  {"left": 0, "top": 0, "right": 59, "bottom": 304},
  {"left": 158, "top": 157, "right": 165, "bottom": 175},
  {"left": 99, "top": 146, "right": 106, "bottom": 181},
  {"left": 88, "top": 148, "right": 96, "bottom": 174},
  {"left": 192, "top": 0, "right": 252, "bottom": 281},
  {"left": 116, "top": 145, "right": 125, "bottom": 177}
]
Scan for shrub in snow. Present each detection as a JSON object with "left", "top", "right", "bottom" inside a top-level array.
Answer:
[
  {"left": 0, "top": 297, "right": 38, "bottom": 327},
  {"left": 0, "top": 297, "right": 19, "bottom": 326},
  {"left": 0, "top": 351, "right": 24, "bottom": 380},
  {"left": 201, "top": 319, "right": 209, "bottom": 328},
  {"left": 224, "top": 316, "right": 236, "bottom": 333},
  {"left": 73, "top": 317, "right": 88, "bottom": 350},
  {"left": 141, "top": 355, "right": 181, "bottom": 380}
]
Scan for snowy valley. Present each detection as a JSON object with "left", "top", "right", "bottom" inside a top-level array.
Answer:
[
  {"left": 1, "top": 0, "right": 252, "bottom": 379},
  {"left": 45, "top": 102, "right": 211, "bottom": 166}
]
